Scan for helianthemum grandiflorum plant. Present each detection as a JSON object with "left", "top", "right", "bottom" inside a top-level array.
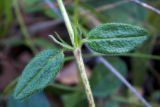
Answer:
[{"left": 13, "top": 0, "right": 150, "bottom": 107}]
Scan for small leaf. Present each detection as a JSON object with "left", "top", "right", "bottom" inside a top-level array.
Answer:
[
  {"left": 87, "top": 23, "right": 149, "bottom": 54},
  {"left": 14, "top": 49, "right": 64, "bottom": 99}
]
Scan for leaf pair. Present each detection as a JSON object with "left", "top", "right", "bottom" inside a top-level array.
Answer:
[{"left": 13, "top": 23, "right": 149, "bottom": 100}]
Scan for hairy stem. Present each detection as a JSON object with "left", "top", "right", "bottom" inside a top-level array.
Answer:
[
  {"left": 56, "top": 0, "right": 95, "bottom": 106},
  {"left": 57, "top": 0, "right": 75, "bottom": 46},
  {"left": 74, "top": 48, "right": 95, "bottom": 107}
]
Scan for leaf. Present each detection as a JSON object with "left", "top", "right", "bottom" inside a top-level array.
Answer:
[
  {"left": 90, "top": 57, "right": 127, "bottom": 97},
  {"left": 84, "top": 0, "right": 147, "bottom": 24},
  {"left": 45, "top": 83, "right": 79, "bottom": 95},
  {"left": 87, "top": 23, "right": 149, "bottom": 54},
  {"left": 62, "top": 91, "right": 87, "bottom": 107},
  {"left": 104, "top": 100, "right": 120, "bottom": 107},
  {"left": 13, "top": 49, "right": 64, "bottom": 99},
  {"left": 8, "top": 92, "right": 50, "bottom": 107},
  {"left": 131, "top": 38, "right": 151, "bottom": 86},
  {"left": 3, "top": 78, "right": 18, "bottom": 96},
  {"left": 33, "top": 38, "right": 54, "bottom": 48}
]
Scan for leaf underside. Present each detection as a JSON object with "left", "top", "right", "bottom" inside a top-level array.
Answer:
[
  {"left": 87, "top": 23, "right": 149, "bottom": 54},
  {"left": 13, "top": 49, "right": 64, "bottom": 99}
]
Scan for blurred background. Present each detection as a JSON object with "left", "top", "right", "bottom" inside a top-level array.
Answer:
[{"left": 0, "top": 0, "right": 160, "bottom": 107}]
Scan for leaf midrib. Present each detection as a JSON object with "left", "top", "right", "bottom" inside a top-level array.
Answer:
[{"left": 87, "top": 35, "right": 147, "bottom": 42}]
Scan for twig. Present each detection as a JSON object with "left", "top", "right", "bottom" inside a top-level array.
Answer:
[
  {"left": 45, "top": 0, "right": 62, "bottom": 17},
  {"left": 64, "top": 52, "right": 160, "bottom": 61},
  {"left": 13, "top": 0, "right": 37, "bottom": 54},
  {"left": 96, "top": 0, "right": 130, "bottom": 12},
  {"left": 79, "top": 0, "right": 130, "bottom": 17},
  {"left": 0, "top": 19, "right": 63, "bottom": 45},
  {"left": 131, "top": 0, "right": 160, "bottom": 15}
]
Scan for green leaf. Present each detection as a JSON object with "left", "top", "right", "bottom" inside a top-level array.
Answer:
[
  {"left": 8, "top": 92, "right": 50, "bottom": 107},
  {"left": 62, "top": 91, "right": 87, "bottom": 107},
  {"left": 84, "top": 0, "right": 147, "bottom": 24},
  {"left": 90, "top": 57, "right": 127, "bottom": 97},
  {"left": 87, "top": 23, "right": 149, "bottom": 54},
  {"left": 104, "top": 100, "right": 120, "bottom": 107},
  {"left": 13, "top": 49, "right": 64, "bottom": 99},
  {"left": 45, "top": 83, "right": 79, "bottom": 95}
]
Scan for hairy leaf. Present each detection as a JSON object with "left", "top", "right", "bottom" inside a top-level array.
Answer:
[
  {"left": 87, "top": 23, "right": 149, "bottom": 54},
  {"left": 14, "top": 49, "right": 64, "bottom": 99}
]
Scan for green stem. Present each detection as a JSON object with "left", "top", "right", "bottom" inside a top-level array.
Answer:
[
  {"left": 57, "top": 0, "right": 75, "bottom": 46},
  {"left": 13, "top": 0, "right": 36, "bottom": 54},
  {"left": 3, "top": 78, "right": 18, "bottom": 96},
  {"left": 57, "top": 0, "right": 95, "bottom": 106},
  {"left": 74, "top": 48, "right": 95, "bottom": 107},
  {"left": 65, "top": 53, "right": 160, "bottom": 62}
]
